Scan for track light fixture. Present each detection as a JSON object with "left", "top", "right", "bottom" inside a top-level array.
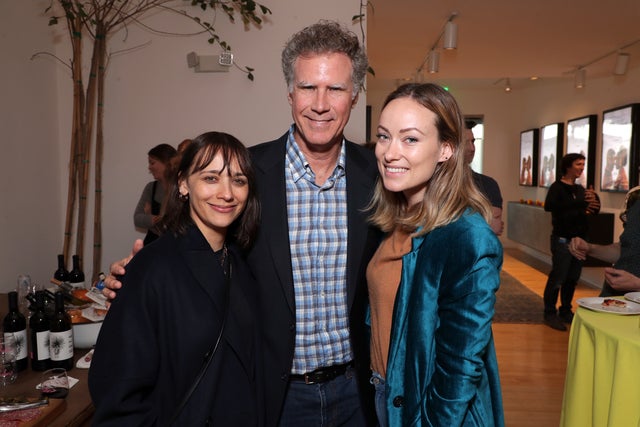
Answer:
[
  {"left": 427, "top": 50, "right": 440, "bottom": 73},
  {"left": 415, "top": 12, "right": 458, "bottom": 75},
  {"left": 443, "top": 20, "right": 458, "bottom": 50},
  {"left": 575, "top": 68, "right": 586, "bottom": 89},
  {"left": 504, "top": 78, "right": 512, "bottom": 93},
  {"left": 614, "top": 52, "right": 630, "bottom": 75}
]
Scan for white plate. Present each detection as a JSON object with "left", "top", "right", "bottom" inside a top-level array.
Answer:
[
  {"left": 576, "top": 297, "right": 640, "bottom": 315},
  {"left": 624, "top": 292, "right": 640, "bottom": 304}
]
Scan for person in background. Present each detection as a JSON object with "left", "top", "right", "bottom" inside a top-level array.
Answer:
[
  {"left": 133, "top": 143, "right": 177, "bottom": 245},
  {"left": 542, "top": 153, "right": 601, "bottom": 331},
  {"left": 464, "top": 120, "right": 504, "bottom": 235},
  {"left": 569, "top": 185, "right": 640, "bottom": 296},
  {"left": 367, "top": 83, "right": 504, "bottom": 427},
  {"left": 104, "top": 20, "right": 379, "bottom": 426},
  {"left": 90, "top": 132, "right": 263, "bottom": 425}
]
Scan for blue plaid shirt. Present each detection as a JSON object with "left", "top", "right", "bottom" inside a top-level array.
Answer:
[{"left": 285, "top": 128, "right": 352, "bottom": 374}]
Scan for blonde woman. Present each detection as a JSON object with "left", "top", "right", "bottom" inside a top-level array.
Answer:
[{"left": 367, "top": 83, "right": 504, "bottom": 427}]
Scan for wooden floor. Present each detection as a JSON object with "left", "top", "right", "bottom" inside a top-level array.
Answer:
[{"left": 495, "top": 248, "right": 600, "bottom": 426}]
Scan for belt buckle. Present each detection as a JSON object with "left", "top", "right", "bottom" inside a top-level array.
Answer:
[{"left": 303, "top": 373, "right": 314, "bottom": 385}]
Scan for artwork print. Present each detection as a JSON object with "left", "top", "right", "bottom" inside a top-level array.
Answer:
[
  {"left": 601, "top": 107, "right": 632, "bottom": 192},
  {"left": 566, "top": 115, "right": 596, "bottom": 188},
  {"left": 538, "top": 124, "right": 561, "bottom": 188},
  {"left": 519, "top": 129, "right": 537, "bottom": 186}
]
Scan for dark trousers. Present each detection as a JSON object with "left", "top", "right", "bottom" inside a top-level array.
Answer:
[{"left": 543, "top": 235, "right": 583, "bottom": 315}]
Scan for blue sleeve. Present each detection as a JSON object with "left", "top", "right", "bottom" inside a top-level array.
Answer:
[{"left": 423, "top": 224, "right": 502, "bottom": 425}]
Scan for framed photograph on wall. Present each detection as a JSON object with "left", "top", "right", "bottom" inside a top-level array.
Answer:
[
  {"left": 519, "top": 128, "right": 539, "bottom": 186},
  {"left": 566, "top": 115, "right": 597, "bottom": 188},
  {"left": 538, "top": 123, "right": 564, "bottom": 188},
  {"left": 601, "top": 104, "right": 640, "bottom": 192}
]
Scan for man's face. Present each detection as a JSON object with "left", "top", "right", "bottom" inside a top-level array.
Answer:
[
  {"left": 287, "top": 52, "right": 358, "bottom": 152},
  {"left": 463, "top": 128, "right": 476, "bottom": 164}
]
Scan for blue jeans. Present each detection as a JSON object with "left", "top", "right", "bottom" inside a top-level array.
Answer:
[
  {"left": 543, "top": 235, "right": 583, "bottom": 315},
  {"left": 278, "top": 366, "right": 367, "bottom": 427},
  {"left": 370, "top": 372, "right": 387, "bottom": 427}
]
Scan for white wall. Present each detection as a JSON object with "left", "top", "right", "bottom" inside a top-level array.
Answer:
[
  {"left": 1, "top": 1, "right": 62, "bottom": 291},
  {"left": 2, "top": 0, "right": 366, "bottom": 291},
  {"left": 4, "top": 0, "right": 639, "bottom": 292}
]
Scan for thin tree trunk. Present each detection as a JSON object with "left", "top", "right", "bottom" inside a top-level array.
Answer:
[
  {"left": 93, "top": 36, "right": 107, "bottom": 281},
  {"left": 63, "top": 14, "right": 84, "bottom": 268}
]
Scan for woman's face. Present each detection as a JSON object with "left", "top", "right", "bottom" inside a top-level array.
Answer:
[
  {"left": 148, "top": 156, "right": 166, "bottom": 181},
  {"left": 566, "top": 159, "right": 585, "bottom": 180},
  {"left": 179, "top": 152, "right": 249, "bottom": 249},
  {"left": 375, "top": 97, "right": 452, "bottom": 207}
]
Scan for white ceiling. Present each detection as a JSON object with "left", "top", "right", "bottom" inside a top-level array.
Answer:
[{"left": 366, "top": 0, "right": 640, "bottom": 91}]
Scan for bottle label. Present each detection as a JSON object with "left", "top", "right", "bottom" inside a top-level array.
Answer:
[
  {"left": 34, "top": 331, "right": 50, "bottom": 361},
  {"left": 5, "top": 331, "right": 27, "bottom": 361},
  {"left": 49, "top": 330, "right": 74, "bottom": 361}
]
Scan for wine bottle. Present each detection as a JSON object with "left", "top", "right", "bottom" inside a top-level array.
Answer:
[
  {"left": 29, "top": 291, "right": 50, "bottom": 371},
  {"left": 49, "top": 292, "right": 74, "bottom": 371},
  {"left": 53, "top": 254, "right": 69, "bottom": 283},
  {"left": 69, "top": 255, "right": 85, "bottom": 289},
  {"left": 3, "top": 292, "right": 27, "bottom": 371}
]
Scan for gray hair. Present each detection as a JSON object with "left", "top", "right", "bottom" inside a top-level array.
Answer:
[{"left": 281, "top": 20, "right": 368, "bottom": 95}]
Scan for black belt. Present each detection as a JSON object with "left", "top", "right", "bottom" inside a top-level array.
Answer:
[{"left": 290, "top": 362, "right": 352, "bottom": 384}]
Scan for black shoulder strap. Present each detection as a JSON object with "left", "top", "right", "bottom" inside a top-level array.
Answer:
[{"left": 169, "top": 264, "right": 232, "bottom": 425}]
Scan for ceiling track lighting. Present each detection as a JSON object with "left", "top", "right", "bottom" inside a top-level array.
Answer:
[
  {"left": 504, "top": 78, "right": 512, "bottom": 93},
  {"left": 427, "top": 50, "right": 440, "bottom": 73},
  {"left": 443, "top": 20, "right": 458, "bottom": 50},
  {"left": 568, "top": 38, "right": 639, "bottom": 87},
  {"left": 575, "top": 68, "right": 586, "bottom": 89},
  {"left": 614, "top": 52, "right": 630, "bottom": 75},
  {"left": 415, "top": 12, "right": 458, "bottom": 76},
  {"left": 493, "top": 77, "right": 512, "bottom": 93}
]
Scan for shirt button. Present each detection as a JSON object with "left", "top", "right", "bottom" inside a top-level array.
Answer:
[{"left": 393, "top": 396, "right": 404, "bottom": 407}]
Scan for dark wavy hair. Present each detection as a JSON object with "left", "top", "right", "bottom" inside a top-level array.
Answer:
[
  {"left": 159, "top": 132, "right": 260, "bottom": 250},
  {"left": 148, "top": 143, "right": 177, "bottom": 165},
  {"left": 560, "top": 153, "right": 585, "bottom": 176}
]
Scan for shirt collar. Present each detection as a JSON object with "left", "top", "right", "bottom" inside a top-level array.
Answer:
[{"left": 285, "top": 125, "right": 346, "bottom": 183}]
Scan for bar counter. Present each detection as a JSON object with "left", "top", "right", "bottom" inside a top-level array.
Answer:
[{"left": 0, "top": 293, "right": 94, "bottom": 426}]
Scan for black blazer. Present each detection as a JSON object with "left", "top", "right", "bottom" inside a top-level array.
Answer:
[
  {"left": 89, "top": 225, "right": 263, "bottom": 426},
  {"left": 248, "top": 132, "right": 381, "bottom": 426}
]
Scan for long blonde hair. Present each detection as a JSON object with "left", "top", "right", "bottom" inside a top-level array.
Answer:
[{"left": 367, "top": 83, "right": 491, "bottom": 235}]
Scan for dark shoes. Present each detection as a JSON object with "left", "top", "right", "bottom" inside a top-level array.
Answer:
[
  {"left": 544, "top": 313, "right": 567, "bottom": 331},
  {"left": 559, "top": 311, "right": 574, "bottom": 324}
]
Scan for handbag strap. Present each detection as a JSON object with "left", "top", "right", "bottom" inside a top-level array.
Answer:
[{"left": 168, "top": 263, "right": 232, "bottom": 425}]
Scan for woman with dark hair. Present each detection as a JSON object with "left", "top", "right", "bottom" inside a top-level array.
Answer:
[
  {"left": 134, "top": 143, "right": 178, "bottom": 245},
  {"left": 90, "top": 132, "right": 263, "bottom": 426},
  {"left": 366, "top": 83, "right": 504, "bottom": 427}
]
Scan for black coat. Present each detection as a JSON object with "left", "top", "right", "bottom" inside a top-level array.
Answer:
[
  {"left": 248, "top": 132, "right": 381, "bottom": 426},
  {"left": 89, "top": 225, "right": 263, "bottom": 426}
]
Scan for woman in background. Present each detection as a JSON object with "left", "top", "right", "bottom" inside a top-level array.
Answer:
[
  {"left": 133, "top": 143, "right": 177, "bottom": 245},
  {"left": 90, "top": 132, "right": 263, "bottom": 425},
  {"left": 366, "top": 83, "right": 504, "bottom": 427}
]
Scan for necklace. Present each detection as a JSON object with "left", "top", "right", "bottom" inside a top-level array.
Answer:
[{"left": 218, "top": 243, "right": 228, "bottom": 269}]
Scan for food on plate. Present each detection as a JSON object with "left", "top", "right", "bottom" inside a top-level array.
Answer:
[{"left": 602, "top": 298, "right": 626, "bottom": 308}]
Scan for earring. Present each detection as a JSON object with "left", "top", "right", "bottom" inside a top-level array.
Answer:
[{"left": 178, "top": 192, "right": 189, "bottom": 201}]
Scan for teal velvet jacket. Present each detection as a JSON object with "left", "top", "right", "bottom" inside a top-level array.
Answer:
[{"left": 385, "top": 211, "right": 504, "bottom": 427}]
